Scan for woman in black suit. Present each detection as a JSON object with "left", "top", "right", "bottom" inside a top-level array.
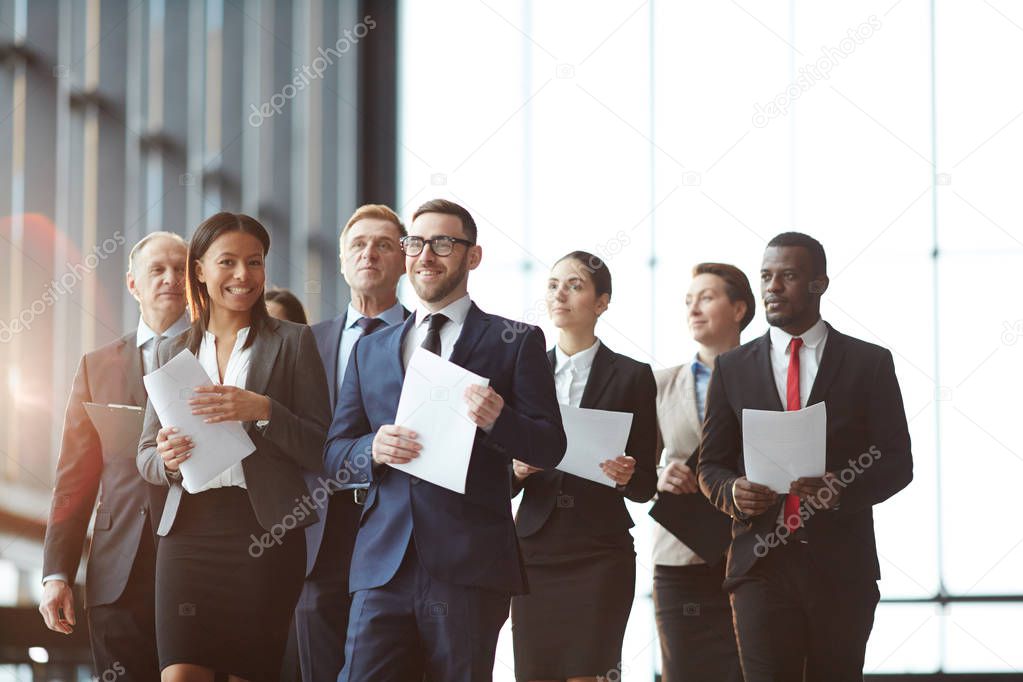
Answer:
[
  {"left": 511, "top": 250, "right": 658, "bottom": 682},
  {"left": 137, "top": 212, "right": 330, "bottom": 682}
]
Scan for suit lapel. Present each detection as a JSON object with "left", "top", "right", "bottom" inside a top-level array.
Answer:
[
  {"left": 319, "top": 313, "right": 346, "bottom": 407},
  {"left": 579, "top": 343, "right": 616, "bottom": 409},
  {"left": 448, "top": 303, "right": 489, "bottom": 368},
  {"left": 391, "top": 314, "right": 417, "bottom": 377},
  {"left": 680, "top": 364, "right": 701, "bottom": 435},
  {"left": 754, "top": 332, "right": 785, "bottom": 411},
  {"left": 245, "top": 320, "right": 283, "bottom": 397},
  {"left": 120, "top": 333, "right": 148, "bottom": 407},
  {"left": 807, "top": 323, "right": 846, "bottom": 406}
]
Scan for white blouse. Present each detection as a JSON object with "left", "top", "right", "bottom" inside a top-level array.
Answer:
[
  {"left": 553, "top": 339, "right": 601, "bottom": 407},
  {"left": 190, "top": 327, "right": 251, "bottom": 491}
]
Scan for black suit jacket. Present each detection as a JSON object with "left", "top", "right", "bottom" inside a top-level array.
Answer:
[
  {"left": 513, "top": 342, "right": 658, "bottom": 538},
  {"left": 42, "top": 332, "right": 167, "bottom": 608},
  {"left": 137, "top": 319, "right": 331, "bottom": 535},
  {"left": 698, "top": 324, "right": 913, "bottom": 587}
]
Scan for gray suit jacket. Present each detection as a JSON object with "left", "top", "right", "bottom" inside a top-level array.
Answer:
[
  {"left": 42, "top": 331, "right": 166, "bottom": 608},
  {"left": 137, "top": 318, "right": 330, "bottom": 536}
]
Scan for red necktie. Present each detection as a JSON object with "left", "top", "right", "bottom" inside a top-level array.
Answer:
[{"left": 783, "top": 337, "right": 804, "bottom": 531}]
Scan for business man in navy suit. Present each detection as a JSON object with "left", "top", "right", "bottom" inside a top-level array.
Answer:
[
  {"left": 296, "top": 205, "right": 409, "bottom": 682},
  {"left": 327, "top": 199, "right": 567, "bottom": 680}
]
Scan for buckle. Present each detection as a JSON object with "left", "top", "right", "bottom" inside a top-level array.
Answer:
[{"left": 353, "top": 488, "right": 367, "bottom": 505}]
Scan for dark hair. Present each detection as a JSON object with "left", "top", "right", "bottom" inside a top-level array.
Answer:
[
  {"left": 411, "top": 199, "right": 478, "bottom": 243},
  {"left": 767, "top": 232, "right": 827, "bottom": 277},
  {"left": 265, "top": 288, "right": 308, "bottom": 325},
  {"left": 692, "top": 262, "right": 756, "bottom": 330},
  {"left": 556, "top": 250, "right": 612, "bottom": 300},
  {"left": 185, "top": 212, "right": 272, "bottom": 354}
]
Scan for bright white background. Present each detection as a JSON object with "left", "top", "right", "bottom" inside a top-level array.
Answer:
[{"left": 399, "top": 0, "right": 1023, "bottom": 678}]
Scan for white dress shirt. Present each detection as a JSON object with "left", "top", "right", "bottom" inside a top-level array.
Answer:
[
  {"left": 767, "top": 317, "right": 828, "bottom": 524},
  {"left": 137, "top": 313, "right": 190, "bottom": 374},
  {"left": 401, "top": 293, "right": 473, "bottom": 368},
  {"left": 191, "top": 327, "right": 252, "bottom": 491},
  {"left": 553, "top": 339, "right": 601, "bottom": 407},
  {"left": 768, "top": 317, "right": 829, "bottom": 408}
]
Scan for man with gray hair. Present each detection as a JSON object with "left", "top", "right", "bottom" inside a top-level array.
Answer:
[{"left": 39, "top": 231, "right": 189, "bottom": 681}]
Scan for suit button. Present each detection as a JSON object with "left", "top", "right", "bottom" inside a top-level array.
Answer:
[{"left": 139, "top": 506, "right": 146, "bottom": 515}]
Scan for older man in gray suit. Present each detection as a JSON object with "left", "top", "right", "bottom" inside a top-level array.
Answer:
[{"left": 40, "top": 232, "right": 189, "bottom": 681}]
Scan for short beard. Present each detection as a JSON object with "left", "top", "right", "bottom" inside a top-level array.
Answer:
[
  {"left": 766, "top": 310, "right": 795, "bottom": 328},
  {"left": 412, "top": 256, "right": 468, "bottom": 304}
]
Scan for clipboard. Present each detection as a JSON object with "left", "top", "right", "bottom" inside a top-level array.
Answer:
[
  {"left": 648, "top": 452, "right": 733, "bottom": 565},
  {"left": 83, "top": 402, "right": 145, "bottom": 457}
]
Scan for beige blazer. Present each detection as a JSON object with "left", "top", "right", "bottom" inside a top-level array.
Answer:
[{"left": 652, "top": 363, "right": 705, "bottom": 566}]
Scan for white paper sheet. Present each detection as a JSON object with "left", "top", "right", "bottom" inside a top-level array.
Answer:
[
  {"left": 556, "top": 404, "right": 634, "bottom": 488},
  {"left": 143, "top": 349, "right": 255, "bottom": 493},
  {"left": 391, "top": 348, "right": 490, "bottom": 494},
  {"left": 742, "top": 402, "right": 827, "bottom": 494}
]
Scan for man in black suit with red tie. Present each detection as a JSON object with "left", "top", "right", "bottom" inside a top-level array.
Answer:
[{"left": 698, "top": 232, "right": 913, "bottom": 681}]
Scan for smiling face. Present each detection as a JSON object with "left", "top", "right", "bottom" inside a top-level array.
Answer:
[
  {"left": 760, "top": 245, "right": 828, "bottom": 333},
  {"left": 686, "top": 272, "right": 745, "bottom": 345},
  {"left": 340, "top": 217, "right": 406, "bottom": 297},
  {"left": 546, "top": 257, "right": 609, "bottom": 332},
  {"left": 194, "top": 230, "right": 267, "bottom": 315},
  {"left": 406, "top": 211, "right": 481, "bottom": 308},
  {"left": 128, "top": 235, "right": 187, "bottom": 323}
]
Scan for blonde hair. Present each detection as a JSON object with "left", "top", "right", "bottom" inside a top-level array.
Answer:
[{"left": 340, "top": 204, "right": 406, "bottom": 247}]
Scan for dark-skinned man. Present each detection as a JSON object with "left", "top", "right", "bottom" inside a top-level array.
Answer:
[{"left": 698, "top": 232, "right": 913, "bottom": 681}]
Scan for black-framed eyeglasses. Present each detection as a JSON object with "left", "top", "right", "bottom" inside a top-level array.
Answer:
[{"left": 399, "top": 235, "right": 475, "bottom": 257}]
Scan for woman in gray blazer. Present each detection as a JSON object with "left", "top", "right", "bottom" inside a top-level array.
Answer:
[
  {"left": 137, "top": 212, "right": 329, "bottom": 682},
  {"left": 652, "top": 262, "right": 753, "bottom": 682}
]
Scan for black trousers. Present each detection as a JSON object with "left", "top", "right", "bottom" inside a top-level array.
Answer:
[
  {"left": 729, "top": 542, "right": 879, "bottom": 682},
  {"left": 87, "top": 522, "right": 160, "bottom": 682},
  {"left": 653, "top": 562, "right": 743, "bottom": 682}
]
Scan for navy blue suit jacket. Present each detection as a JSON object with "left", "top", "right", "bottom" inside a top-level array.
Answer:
[
  {"left": 303, "top": 308, "right": 409, "bottom": 576},
  {"left": 324, "top": 302, "right": 567, "bottom": 595}
]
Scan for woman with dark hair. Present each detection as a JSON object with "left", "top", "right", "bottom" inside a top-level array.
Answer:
[
  {"left": 137, "top": 212, "right": 330, "bottom": 682},
  {"left": 511, "top": 251, "right": 658, "bottom": 682},
  {"left": 265, "top": 288, "right": 308, "bottom": 325}
]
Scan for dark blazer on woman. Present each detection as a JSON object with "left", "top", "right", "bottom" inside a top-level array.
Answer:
[
  {"left": 514, "top": 342, "right": 658, "bottom": 537},
  {"left": 137, "top": 318, "right": 331, "bottom": 535}
]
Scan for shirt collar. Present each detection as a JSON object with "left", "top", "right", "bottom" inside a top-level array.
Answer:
[
  {"left": 202, "top": 326, "right": 250, "bottom": 349},
  {"left": 414, "top": 293, "right": 472, "bottom": 329},
  {"left": 691, "top": 352, "right": 711, "bottom": 378},
  {"left": 346, "top": 300, "right": 406, "bottom": 329},
  {"left": 554, "top": 339, "right": 601, "bottom": 375},
  {"left": 769, "top": 317, "right": 828, "bottom": 351},
  {"left": 137, "top": 313, "right": 190, "bottom": 348}
]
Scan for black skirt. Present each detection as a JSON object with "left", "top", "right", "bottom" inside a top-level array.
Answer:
[
  {"left": 155, "top": 486, "right": 305, "bottom": 681},
  {"left": 512, "top": 526, "right": 636, "bottom": 681}
]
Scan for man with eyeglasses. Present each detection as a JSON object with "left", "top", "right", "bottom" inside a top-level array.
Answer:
[
  {"left": 326, "top": 198, "right": 567, "bottom": 680},
  {"left": 295, "top": 204, "right": 410, "bottom": 682}
]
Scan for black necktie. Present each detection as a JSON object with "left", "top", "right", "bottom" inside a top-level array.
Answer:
[
  {"left": 355, "top": 317, "right": 385, "bottom": 336},
  {"left": 421, "top": 313, "right": 449, "bottom": 356}
]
